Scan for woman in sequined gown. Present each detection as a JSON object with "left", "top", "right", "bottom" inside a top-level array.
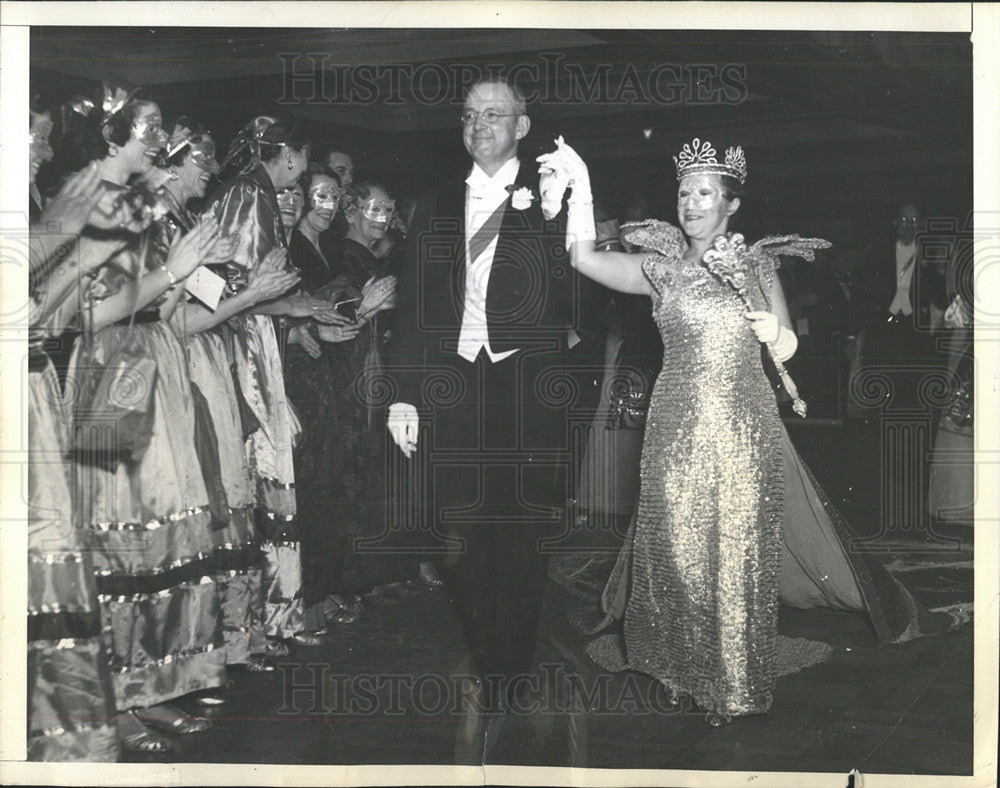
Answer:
[{"left": 538, "top": 138, "right": 962, "bottom": 724}]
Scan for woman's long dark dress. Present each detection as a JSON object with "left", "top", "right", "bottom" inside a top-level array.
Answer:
[
  {"left": 283, "top": 229, "right": 345, "bottom": 607},
  {"left": 324, "top": 237, "right": 418, "bottom": 594}
]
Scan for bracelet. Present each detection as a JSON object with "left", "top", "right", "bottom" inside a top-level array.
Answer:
[{"left": 160, "top": 265, "right": 178, "bottom": 287}]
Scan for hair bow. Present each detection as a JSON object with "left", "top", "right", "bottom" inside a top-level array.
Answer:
[{"left": 101, "top": 84, "right": 132, "bottom": 125}]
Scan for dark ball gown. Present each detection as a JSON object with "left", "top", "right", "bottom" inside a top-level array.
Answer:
[
  {"left": 321, "top": 236, "right": 419, "bottom": 595},
  {"left": 283, "top": 228, "right": 347, "bottom": 608}
]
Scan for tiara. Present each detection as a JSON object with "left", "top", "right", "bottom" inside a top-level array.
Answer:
[{"left": 674, "top": 138, "right": 747, "bottom": 185}]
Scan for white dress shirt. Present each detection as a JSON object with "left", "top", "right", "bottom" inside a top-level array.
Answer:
[
  {"left": 889, "top": 241, "right": 916, "bottom": 316},
  {"left": 456, "top": 157, "right": 521, "bottom": 362}
]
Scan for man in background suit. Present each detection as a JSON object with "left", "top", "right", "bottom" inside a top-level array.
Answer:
[
  {"left": 384, "top": 80, "right": 581, "bottom": 710},
  {"left": 861, "top": 201, "right": 947, "bottom": 409}
]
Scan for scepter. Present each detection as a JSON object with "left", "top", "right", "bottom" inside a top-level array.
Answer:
[{"left": 702, "top": 232, "right": 827, "bottom": 418}]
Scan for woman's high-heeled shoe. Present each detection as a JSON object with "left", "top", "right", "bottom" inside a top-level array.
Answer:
[
  {"left": 323, "top": 595, "right": 361, "bottom": 624},
  {"left": 264, "top": 639, "right": 290, "bottom": 658},
  {"left": 135, "top": 704, "right": 212, "bottom": 734},
  {"left": 118, "top": 711, "right": 172, "bottom": 753},
  {"left": 419, "top": 562, "right": 445, "bottom": 588},
  {"left": 245, "top": 655, "right": 274, "bottom": 672},
  {"left": 705, "top": 711, "right": 732, "bottom": 727},
  {"left": 291, "top": 631, "right": 325, "bottom": 647},
  {"left": 193, "top": 693, "right": 226, "bottom": 707}
]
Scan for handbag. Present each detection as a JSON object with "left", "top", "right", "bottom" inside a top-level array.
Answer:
[{"left": 72, "top": 240, "right": 158, "bottom": 469}]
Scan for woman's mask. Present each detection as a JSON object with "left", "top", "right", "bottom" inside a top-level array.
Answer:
[
  {"left": 361, "top": 198, "right": 395, "bottom": 223},
  {"left": 677, "top": 174, "right": 725, "bottom": 211},
  {"left": 309, "top": 184, "right": 340, "bottom": 212},
  {"left": 276, "top": 188, "right": 305, "bottom": 212},
  {"left": 132, "top": 113, "right": 168, "bottom": 148},
  {"left": 188, "top": 140, "right": 220, "bottom": 175}
]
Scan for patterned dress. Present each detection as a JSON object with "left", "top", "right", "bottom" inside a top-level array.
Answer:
[
  {"left": 153, "top": 194, "right": 266, "bottom": 664},
  {"left": 27, "top": 307, "right": 119, "bottom": 760},
  {"left": 209, "top": 165, "right": 304, "bottom": 639},
  {"left": 66, "top": 224, "right": 227, "bottom": 712}
]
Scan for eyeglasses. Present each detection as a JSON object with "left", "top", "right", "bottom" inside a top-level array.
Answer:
[{"left": 460, "top": 109, "right": 519, "bottom": 127}]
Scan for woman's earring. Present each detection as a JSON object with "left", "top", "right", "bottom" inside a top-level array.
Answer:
[{"left": 107, "top": 144, "right": 118, "bottom": 158}]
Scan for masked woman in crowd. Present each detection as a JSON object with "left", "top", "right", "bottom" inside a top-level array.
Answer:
[
  {"left": 60, "top": 87, "right": 232, "bottom": 752},
  {"left": 282, "top": 164, "right": 375, "bottom": 629},
  {"left": 207, "top": 116, "right": 342, "bottom": 654},
  {"left": 155, "top": 118, "right": 304, "bottom": 677},
  {"left": 25, "top": 91, "right": 143, "bottom": 762},
  {"left": 326, "top": 180, "right": 439, "bottom": 598}
]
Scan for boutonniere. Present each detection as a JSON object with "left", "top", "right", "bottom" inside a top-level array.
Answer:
[{"left": 510, "top": 186, "right": 536, "bottom": 211}]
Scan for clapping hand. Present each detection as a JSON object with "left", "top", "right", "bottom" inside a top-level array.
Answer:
[
  {"left": 164, "top": 217, "right": 223, "bottom": 282},
  {"left": 286, "top": 294, "right": 354, "bottom": 325},
  {"left": 39, "top": 162, "right": 102, "bottom": 236},
  {"left": 246, "top": 248, "right": 300, "bottom": 305},
  {"left": 40, "top": 162, "right": 147, "bottom": 236},
  {"left": 317, "top": 322, "right": 361, "bottom": 343},
  {"left": 288, "top": 324, "right": 322, "bottom": 359},
  {"left": 357, "top": 274, "right": 397, "bottom": 321}
]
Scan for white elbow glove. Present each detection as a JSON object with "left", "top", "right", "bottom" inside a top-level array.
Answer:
[
  {"left": 771, "top": 324, "right": 798, "bottom": 362},
  {"left": 537, "top": 136, "right": 595, "bottom": 243},
  {"left": 745, "top": 311, "right": 798, "bottom": 362}
]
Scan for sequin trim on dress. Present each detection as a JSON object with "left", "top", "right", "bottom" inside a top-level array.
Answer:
[{"left": 90, "top": 505, "right": 209, "bottom": 532}]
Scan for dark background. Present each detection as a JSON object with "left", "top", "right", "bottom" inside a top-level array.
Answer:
[{"left": 31, "top": 27, "right": 972, "bottom": 251}]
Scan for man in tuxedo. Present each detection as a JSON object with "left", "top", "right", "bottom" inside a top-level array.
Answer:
[
  {"left": 384, "top": 80, "right": 579, "bottom": 709},
  {"left": 862, "top": 201, "right": 947, "bottom": 409}
]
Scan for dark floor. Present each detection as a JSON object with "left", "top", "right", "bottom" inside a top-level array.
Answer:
[{"left": 144, "top": 420, "right": 974, "bottom": 777}]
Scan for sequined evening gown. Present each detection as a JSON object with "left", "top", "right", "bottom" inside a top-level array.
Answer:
[
  {"left": 618, "top": 222, "right": 784, "bottom": 717},
  {"left": 588, "top": 221, "right": 962, "bottom": 719}
]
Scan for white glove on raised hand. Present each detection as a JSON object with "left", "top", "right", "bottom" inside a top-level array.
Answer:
[
  {"left": 745, "top": 311, "right": 798, "bottom": 362},
  {"left": 536, "top": 136, "right": 593, "bottom": 205},
  {"left": 538, "top": 165, "right": 569, "bottom": 220},
  {"left": 537, "top": 137, "right": 596, "bottom": 244},
  {"left": 387, "top": 402, "right": 419, "bottom": 458}
]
